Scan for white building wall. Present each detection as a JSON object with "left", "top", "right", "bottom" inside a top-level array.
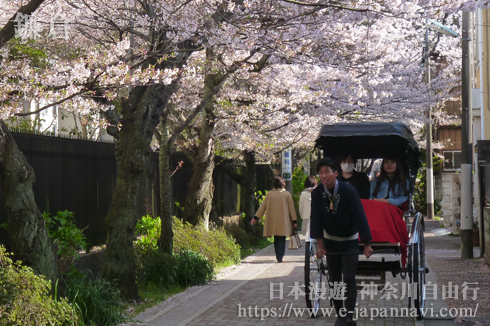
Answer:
[{"left": 7, "top": 100, "right": 113, "bottom": 142}]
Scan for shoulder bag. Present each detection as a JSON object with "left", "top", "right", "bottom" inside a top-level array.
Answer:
[{"left": 288, "top": 227, "right": 302, "bottom": 250}]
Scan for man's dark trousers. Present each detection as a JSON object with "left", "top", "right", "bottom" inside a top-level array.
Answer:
[{"left": 326, "top": 252, "right": 359, "bottom": 320}]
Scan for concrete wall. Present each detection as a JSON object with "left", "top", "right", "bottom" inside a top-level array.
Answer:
[
  {"left": 441, "top": 173, "right": 461, "bottom": 227},
  {"left": 435, "top": 174, "right": 443, "bottom": 205}
]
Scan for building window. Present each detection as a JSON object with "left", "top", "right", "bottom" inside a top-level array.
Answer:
[{"left": 443, "top": 151, "right": 461, "bottom": 171}]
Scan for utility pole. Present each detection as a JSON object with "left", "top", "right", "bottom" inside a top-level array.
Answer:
[
  {"left": 423, "top": 19, "right": 458, "bottom": 220},
  {"left": 425, "top": 18, "right": 434, "bottom": 220},
  {"left": 461, "top": 10, "right": 473, "bottom": 259}
]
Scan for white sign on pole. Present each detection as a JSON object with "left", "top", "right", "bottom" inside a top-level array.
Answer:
[{"left": 282, "top": 150, "right": 292, "bottom": 180}]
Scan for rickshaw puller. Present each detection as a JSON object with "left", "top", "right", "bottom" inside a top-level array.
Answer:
[{"left": 310, "top": 158, "right": 374, "bottom": 326}]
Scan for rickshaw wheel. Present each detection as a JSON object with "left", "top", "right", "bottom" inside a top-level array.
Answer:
[
  {"left": 413, "top": 235, "right": 426, "bottom": 319},
  {"left": 409, "top": 215, "right": 426, "bottom": 320},
  {"left": 304, "top": 240, "right": 324, "bottom": 317}
]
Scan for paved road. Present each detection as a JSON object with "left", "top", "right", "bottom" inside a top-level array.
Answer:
[{"left": 124, "top": 234, "right": 452, "bottom": 326}]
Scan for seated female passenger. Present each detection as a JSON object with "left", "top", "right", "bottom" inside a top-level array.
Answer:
[{"left": 370, "top": 157, "right": 409, "bottom": 208}]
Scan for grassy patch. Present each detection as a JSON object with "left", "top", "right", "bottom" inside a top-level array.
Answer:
[
  {"left": 124, "top": 284, "right": 185, "bottom": 317},
  {"left": 63, "top": 273, "right": 123, "bottom": 326}
]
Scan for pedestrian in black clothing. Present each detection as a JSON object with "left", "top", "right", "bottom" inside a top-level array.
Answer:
[
  {"left": 337, "top": 153, "right": 370, "bottom": 199},
  {"left": 310, "top": 157, "right": 373, "bottom": 326}
]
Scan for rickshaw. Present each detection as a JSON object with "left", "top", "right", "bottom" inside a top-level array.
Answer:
[{"left": 304, "top": 122, "right": 427, "bottom": 319}]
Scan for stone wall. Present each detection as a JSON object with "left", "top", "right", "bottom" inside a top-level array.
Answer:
[
  {"left": 74, "top": 250, "right": 105, "bottom": 278},
  {"left": 220, "top": 215, "right": 240, "bottom": 225},
  {"left": 435, "top": 174, "right": 443, "bottom": 204},
  {"left": 440, "top": 173, "right": 461, "bottom": 227}
]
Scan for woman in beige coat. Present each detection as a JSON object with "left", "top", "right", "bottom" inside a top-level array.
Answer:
[{"left": 251, "top": 176, "right": 297, "bottom": 262}]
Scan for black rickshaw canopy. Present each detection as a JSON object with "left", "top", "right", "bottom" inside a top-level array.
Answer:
[{"left": 315, "top": 122, "right": 420, "bottom": 176}]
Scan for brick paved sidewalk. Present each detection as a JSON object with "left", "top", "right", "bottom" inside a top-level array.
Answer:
[
  {"left": 424, "top": 221, "right": 489, "bottom": 326},
  {"left": 123, "top": 236, "right": 452, "bottom": 326}
]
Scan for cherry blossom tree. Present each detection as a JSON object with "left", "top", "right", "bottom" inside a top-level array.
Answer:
[
  {"left": 171, "top": 2, "right": 468, "bottom": 233},
  {"left": 1, "top": 0, "right": 212, "bottom": 299},
  {"left": 0, "top": 0, "right": 485, "bottom": 299}
]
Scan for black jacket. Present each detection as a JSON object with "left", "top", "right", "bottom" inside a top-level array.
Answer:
[
  {"left": 340, "top": 170, "right": 370, "bottom": 199},
  {"left": 310, "top": 180, "right": 372, "bottom": 243}
]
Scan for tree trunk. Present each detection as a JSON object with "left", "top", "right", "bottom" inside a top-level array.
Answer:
[
  {"left": 182, "top": 103, "right": 216, "bottom": 228},
  {"left": 176, "top": 51, "right": 266, "bottom": 228},
  {"left": 158, "top": 116, "right": 173, "bottom": 255},
  {"left": 242, "top": 150, "right": 256, "bottom": 233},
  {"left": 180, "top": 57, "right": 233, "bottom": 228},
  {"left": 0, "top": 121, "right": 58, "bottom": 282},
  {"left": 102, "top": 46, "right": 195, "bottom": 299},
  {"left": 103, "top": 84, "right": 171, "bottom": 300},
  {"left": 182, "top": 143, "right": 215, "bottom": 228},
  {"left": 182, "top": 154, "right": 215, "bottom": 228}
]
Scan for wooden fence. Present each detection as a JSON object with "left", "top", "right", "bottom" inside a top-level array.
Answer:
[{"left": 0, "top": 132, "right": 274, "bottom": 249}]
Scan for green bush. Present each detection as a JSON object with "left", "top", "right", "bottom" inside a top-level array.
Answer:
[
  {"left": 134, "top": 215, "right": 161, "bottom": 255},
  {"left": 255, "top": 190, "right": 268, "bottom": 207},
  {"left": 134, "top": 215, "right": 241, "bottom": 268},
  {"left": 43, "top": 210, "right": 88, "bottom": 274},
  {"left": 174, "top": 249, "right": 214, "bottom": 287},
  {"left": 173, "top": 218, "right": 241, "bottom": 268},
  {"left": 292, "top": 166, "right": 306, "bottom": 207},
  {"left": 138, "top": 251, "right": 178, "bottom": 289},
  {"left": 223, "top": 222, "right": 257, "bottom": 248},
  {"left": 64, "top": 273, "right": 123, "bottom": 326},
  {"left": 133, "top": 215, "right": 237, "bottom": 290},
  {"left": 137, "top": 248, "right": 213, "bottom": 289},
  {"left": 0, "top": 260, "right": 17, "bottom": 306},
  {"left": 0, "top": 245, "right": 79, "bottom": 326}
]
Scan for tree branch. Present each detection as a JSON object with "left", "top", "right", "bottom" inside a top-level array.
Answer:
[
  {"left": 281, "top": 0, "right": 374, "bottom": 13},
  {"left": 13, "top": 90, "right": 87, "bottom": 117},
  {"left": 219, "top": 158, "right": 245, "bottom": 185},
  {"left": 251, "top": 54, "right": 271, "bottom": 73},
  {"left": 264, "top": 118, "right": 298, "bottom": 133},
  {"left": 168, "top": 50, "right": 259, "bottom": 146},
  {"left": 0, "top": 0, "right": 46, "bottom": 48}
]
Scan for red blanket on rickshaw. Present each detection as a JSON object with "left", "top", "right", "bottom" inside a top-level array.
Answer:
[{"left": 361, "top": 199, "right": 409, "bottom": 268}]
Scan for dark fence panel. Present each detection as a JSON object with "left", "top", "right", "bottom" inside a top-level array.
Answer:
[
  {"left": 213, "top": 163, "right": 238, "bottom": 219},
  {"left": 169, "top": 152, "right": 193, "bottom": 219},
  {"left": 256, "top": 164, "right": 274, "bottom": 194},
  {"left": 169, "top": 155, "right": 240, "bottom": 220},
  {"left": 0, "top": 133, "right": 117, "bottom": 248},
  {"left": 0, "top": 133, "right": 265, "bottom": 249}
]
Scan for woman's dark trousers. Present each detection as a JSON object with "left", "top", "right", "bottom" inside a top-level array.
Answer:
[{"left": 273, "top": 236, "right": 286, "bottom": 262}]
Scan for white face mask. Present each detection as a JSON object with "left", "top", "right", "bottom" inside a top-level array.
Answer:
[{"left": 341, "top": 163, "right": 355, "bottom": 173}]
